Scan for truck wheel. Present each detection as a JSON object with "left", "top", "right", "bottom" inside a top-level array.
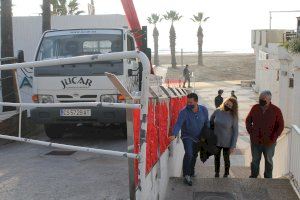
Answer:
[
  {"left": 44, "top": 124, "right": 64, "bottom": 139},
  {"left": 121, "top": 123, "right": 127, "bottom": 139}
]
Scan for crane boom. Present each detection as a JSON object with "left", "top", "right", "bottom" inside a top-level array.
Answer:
[{"left": 121, "top": 0, "right": 154, "bottom": 74}]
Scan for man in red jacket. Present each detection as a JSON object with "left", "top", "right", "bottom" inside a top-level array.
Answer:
[{"left": 246, "top": 90, "right": 284, "bottom": 178}]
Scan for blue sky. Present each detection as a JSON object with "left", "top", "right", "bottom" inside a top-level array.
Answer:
[{"left": 11, "top": 0, "right": 300, "bottom": 52}]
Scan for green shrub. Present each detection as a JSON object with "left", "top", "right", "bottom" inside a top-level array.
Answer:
[{"left": 284, "top": 38, "right": 300, "bottom": 54}]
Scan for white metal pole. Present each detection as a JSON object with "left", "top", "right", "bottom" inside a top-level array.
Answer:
[
  {"left": 193, "top": 72, "right": 196, "bottom": 92},
  {"left": 0, "top": 51, "right": 149, "bottom": 71},
  {"left": 0, "top": 102, "right": 140, "bottom": 109},
  {"left": 269, "top": 11, "right": 272, "bottom": 30},
  {"left": 0, "top": 134, "right": 139, "bottom": 159},
  {"left": 181, "top": 49, "right": 183, "bottom": 67},
  {"left": 14, "top": 70, "right": 23, "bottom": 138},
  {"left": 18, "top": 107, "right": 22, "bottom": 138}
]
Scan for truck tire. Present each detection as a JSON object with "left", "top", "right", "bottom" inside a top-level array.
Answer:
[
  {"left": 44, "top": 124, "right": 64, "bottom": 139},
  {"left": 121, "top": 123, "right": 127, "bottom": 139}
]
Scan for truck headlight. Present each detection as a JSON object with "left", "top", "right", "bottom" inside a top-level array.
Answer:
[
  {"left": 100, "top": 95, "right": 115, "bottom": 103},
  {"left": 38, "top": 95, "right": 54, "bottom": 103}
]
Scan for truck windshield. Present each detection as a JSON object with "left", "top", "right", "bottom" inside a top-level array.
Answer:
[{"left": 35, "top": 30, "right": 124, "bottom": 76}]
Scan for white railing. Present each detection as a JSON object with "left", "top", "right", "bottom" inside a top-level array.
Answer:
[
  {"left": 259, "top": 130, "right": 291, "bottom": 178},
  {"left": 0, "top": 51, "right": 152, "bottom": 199},
  {"left": 0, "top": 51, "right": 151, "bottom": 159},
  {"left": 290, "top": 125, "right": 300, "bottom": 193},
  {"left": 266, "top": 125, "right": 300, "bottom": 197}
]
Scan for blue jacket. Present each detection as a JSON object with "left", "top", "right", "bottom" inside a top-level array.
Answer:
[{"left": 172, "top": 105, "right": 209, "bottom": 142}]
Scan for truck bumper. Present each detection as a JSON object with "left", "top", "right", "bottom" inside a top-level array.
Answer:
[{"left": 30, "top": 106, "right": 126, "bottom": 124}]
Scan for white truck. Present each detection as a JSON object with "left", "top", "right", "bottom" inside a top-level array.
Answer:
[{"left": 30, "top": 28, "right": 143, "bottom": 139}]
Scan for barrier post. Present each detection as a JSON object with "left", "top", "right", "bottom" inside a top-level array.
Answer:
[{"left": 126, "top": 99, "right": 136, "bottom": 200}]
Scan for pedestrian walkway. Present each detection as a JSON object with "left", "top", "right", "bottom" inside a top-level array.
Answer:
[
  {"left": 195, "top": 80, "right": 257, "bottom": 167},
  {"left": 165, "top": 80, "right": 299, "bottom": 200},
  {"left": 166, "top": 177, "right": 298, "bottom": 200}
]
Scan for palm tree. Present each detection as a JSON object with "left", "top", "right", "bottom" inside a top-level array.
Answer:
[
  {"left": 50, "top": 0, "right": 84, "bottom": 16},
  {"left": 147, "top": 14, "right": 162, "bottom": 66},
  {"left": 42, "top": 0, "right": 51, "bottom": 33},
  {"left": 163, "top": 11, "right": 182, "bottom": 68},
  {"left": 191, "top": 12, "right": 209, "bottom": 66},
  {"left": 1, "top": 0, "right": 19, "bottom": 111}
]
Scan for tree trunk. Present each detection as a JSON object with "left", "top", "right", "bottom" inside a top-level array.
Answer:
[
  {"left": 170, "top": 24, "right": 177, "bottom": 68},
  {"left": 42, "top": 0, "right": 51, "bottom": 33},
  {"left": 197, "top": 25, "right": 204, "bottom": 66},
  {"left": 153, "top": 26, "right": 159, "bottom": 66},
  {"left": 1, "top": 0, "right": 19, "bottom": 111}
]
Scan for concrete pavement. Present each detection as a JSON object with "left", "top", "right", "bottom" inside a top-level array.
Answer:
[{"left": 0, "top": 128, "right": 130, "bottom": 200}]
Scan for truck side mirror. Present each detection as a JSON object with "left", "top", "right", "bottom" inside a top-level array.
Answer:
[
  {"left": 128, "top": 69, "right": 133, "bottom": 76},
  {"left": 17, "top": 50, "right": 25, "bottom": 63}
]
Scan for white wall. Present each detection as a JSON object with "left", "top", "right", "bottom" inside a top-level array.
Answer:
[
  {"left": 0, "top": 15, "right": 127, "bottom": 62},
  {"left": 136, "top": 138, "right": 184, "bottom": 200},
  {"left": 252, "top": 29, "right": 300, "bottom": 128},
  {"left": 0, "top": 15, "right": 128, "bottom": 108}
]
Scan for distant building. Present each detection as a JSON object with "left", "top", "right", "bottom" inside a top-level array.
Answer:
[{"left": 252, "top": 17, "right": 300, "bottom": 127}]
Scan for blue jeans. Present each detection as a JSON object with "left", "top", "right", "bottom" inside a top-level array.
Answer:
[
  {"left": 251, "top": 143, "right": 276, "bottom": 178},
  {"left": 182, "top": 138, "right": 198, "bottom": 176}
]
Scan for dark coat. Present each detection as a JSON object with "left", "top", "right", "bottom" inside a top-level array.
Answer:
[
  {"left": 198, "top": 125, "right": 218, "bottom": 163},
  {"left": 214, "top": 95, "right": 223, "bottom": 108}
]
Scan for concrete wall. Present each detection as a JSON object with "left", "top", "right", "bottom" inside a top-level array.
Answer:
[
  {"left": 252, "top": 29, "right": 300, "bottom": 127},
  {"left": 136, "top": 136, "right": 185, "bottom": 200},
  {"left": 252, "top": 29, "right": 290, "bottom": 48}
]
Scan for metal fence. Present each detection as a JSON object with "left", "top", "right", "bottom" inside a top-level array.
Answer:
[
  {"left": 267, "top": 125, "right": 300, "bottom": 197},
  {"left": 290, "top": 125, "right": 300, "bottom": 194},
  {"left": 0, "top": 51, "right": 152, "bottom": 199}
]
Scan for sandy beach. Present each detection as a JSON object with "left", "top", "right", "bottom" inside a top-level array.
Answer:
[{"left": 154, "top": 53, "right": 256, "bottom": 82}]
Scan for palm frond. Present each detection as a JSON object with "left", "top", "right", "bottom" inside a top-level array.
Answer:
[
  {"left": 164, "top": 10, "right": 182, "bottom": 23},
  {"left": 203, "top": 17, "right": 210, "bottom": 22}
]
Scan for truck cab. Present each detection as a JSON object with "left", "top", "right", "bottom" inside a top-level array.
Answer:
[{"left": 30, "top": 28, "right": 140, "bottom": 139}]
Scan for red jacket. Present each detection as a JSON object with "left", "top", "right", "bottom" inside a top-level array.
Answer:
[{"left": 246, "top": 103, "right": 284, "bottom": 146}]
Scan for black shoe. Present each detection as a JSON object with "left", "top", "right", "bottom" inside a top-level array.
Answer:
[
  {"left": 249, "top": 175, "right": 257, "bottom": 178},
  {"left": 184, "top": 175, "right": 193, "bottom": 186},
  {"left": 223, "top": 174, "right": 229, "bottom": 178},
  {"left": 215, "top": 173, "right": 220, "bottom": 178}
]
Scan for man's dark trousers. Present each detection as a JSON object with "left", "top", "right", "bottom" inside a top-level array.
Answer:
[
  {"left": 251, "top": 143, "right": 276, "bottom": 178},
  {"left": 182, "top": 138, "right": 198, "bottom": 176}
]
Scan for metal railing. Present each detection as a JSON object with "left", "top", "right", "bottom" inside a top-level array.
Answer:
[
  {"left": 259, "top": 130, "right": 291, "bottom": 178},
  {"left": 268, "top": 125, "right": 300, "bottom": 197},
  {"left": 290, "top": 125, "right": 300, "bottom": 194},
  {"left": 0, "top": 51, "right": 153, "bottom": 199},
  {"left": 0, "top": 51, "right": 150, "bottom": 160}
]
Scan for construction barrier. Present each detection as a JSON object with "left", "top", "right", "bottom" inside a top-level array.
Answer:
[
  {"left": 132, "top": 91, "right": 187, "bottom": 179},
  {"left": 165, "top": 79, "right": 183, "bottom": 88}
]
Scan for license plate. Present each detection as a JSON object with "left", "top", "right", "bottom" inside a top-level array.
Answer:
[{"left": 60, "top": 109, "right": 91, "bottom": 117}]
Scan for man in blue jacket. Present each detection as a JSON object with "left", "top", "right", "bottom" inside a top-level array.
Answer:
[{"left": 170, "top": 93, "right": 209, "bottom": 186}]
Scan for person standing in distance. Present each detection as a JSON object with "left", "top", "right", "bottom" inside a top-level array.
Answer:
[
  {"left": 183, "top": 64, "right": 191, "bottom": 88},
  {"left": 214, "top": 89, "right": 224, "bottom": 108}
]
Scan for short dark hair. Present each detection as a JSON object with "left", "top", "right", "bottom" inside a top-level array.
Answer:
[
  {"left": 185, "top": 64, "right": 189, "bottom": 67},
  {"left": 218, "top": 89, "right": 223, "bottom": 95},
  {"left": 187, "top": 93, "right": 198, "bottom": 101}
]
